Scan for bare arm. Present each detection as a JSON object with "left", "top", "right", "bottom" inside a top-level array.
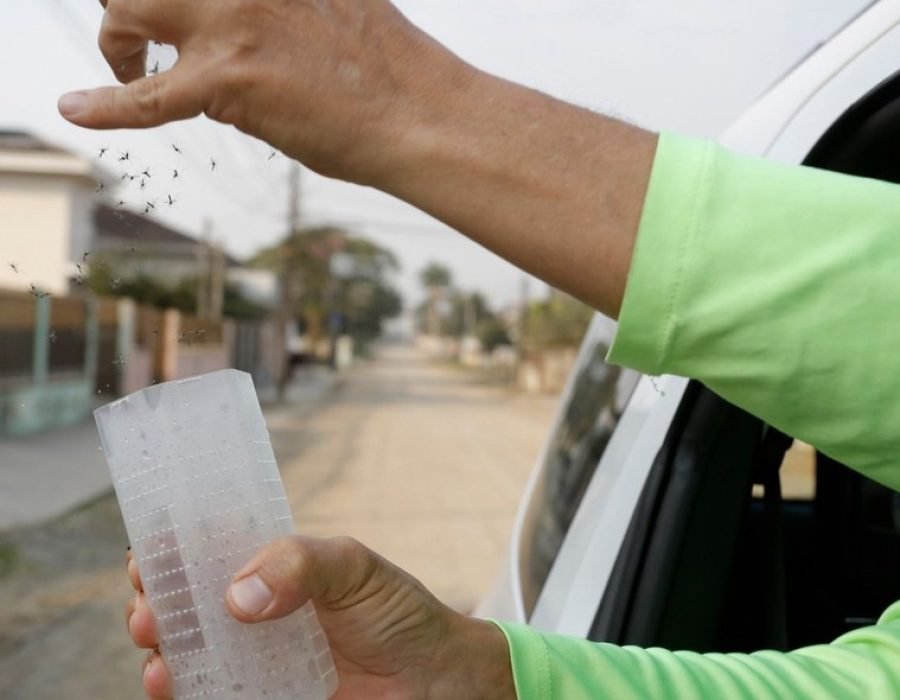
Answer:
[{"left": 62, "top": 0, "right": 656, "bottom": 318}]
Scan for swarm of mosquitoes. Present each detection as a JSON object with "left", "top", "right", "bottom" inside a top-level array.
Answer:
[{"left": 6, "top": 43, "right": 285, "bottom": 393}]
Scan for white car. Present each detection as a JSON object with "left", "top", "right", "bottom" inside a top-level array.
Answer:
[{"left": 478, "top": 0, "right": 900, "bottom": 654}]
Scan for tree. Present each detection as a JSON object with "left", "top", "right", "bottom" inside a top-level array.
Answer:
[
  {"left": 522, "top": 291, "right": 593, "bottom": 350},
  {"left": 251, "top": 226, "right": 403, "bottom": 349},
  {"left": 419, "top": 262, "right": 453, "bottom": 336}
]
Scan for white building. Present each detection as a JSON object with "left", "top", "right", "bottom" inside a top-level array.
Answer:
[{"left": 0, "top": 131, "right": 105, "bottom": 296}]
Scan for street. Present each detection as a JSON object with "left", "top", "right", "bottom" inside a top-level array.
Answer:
[{"left": 0, "top": 345, "right": 558, "bottom": 698}]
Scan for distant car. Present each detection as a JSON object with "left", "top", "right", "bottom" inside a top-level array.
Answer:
[{"left": 478, "top": 0, "right": 900, "bottom": 653}]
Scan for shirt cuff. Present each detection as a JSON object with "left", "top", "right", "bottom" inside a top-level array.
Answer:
[
  {"left": 607, "top": 131, "right": 716, "bottom": 375},
  {"left": 490, "top": 619, "right": 553, "bottom": 699}
]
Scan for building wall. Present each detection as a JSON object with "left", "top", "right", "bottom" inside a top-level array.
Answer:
[
  {"left": 67, "top": 179, "right": 96, "bottom": 266},
  {"left": 0, "top": 174, "right": 93, "bottom": 295}
]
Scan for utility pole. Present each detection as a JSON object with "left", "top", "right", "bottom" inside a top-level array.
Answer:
[{"left": 277, "top": 163, "right": 301, "bottom": 401}]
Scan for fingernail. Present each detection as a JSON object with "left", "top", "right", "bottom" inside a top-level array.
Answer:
[
  {"left": 229, "top": 574, "right": 272, "bottom": 616},
  {"left": 58, "top": 91, "right": 88, "bottom": 117}
]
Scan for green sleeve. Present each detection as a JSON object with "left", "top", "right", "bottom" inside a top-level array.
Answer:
[
  {"left": 609, "top": 131, "right": 900, "bottom": 493},
  {"left": 494, "top": 602, "right": 900, "bottom": 698},
  {"left": 493, "top": 133, "right": 900, "bottom": 698}
]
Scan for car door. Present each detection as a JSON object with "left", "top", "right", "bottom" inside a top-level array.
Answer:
[
  {"left": 480, "top": 0, "right": 900, "bottom": 648},
  {"left": 592, "top": 9, "right": 900, "bottom": 652}
]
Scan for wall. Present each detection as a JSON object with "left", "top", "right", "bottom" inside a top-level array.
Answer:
[{"left": 0, "top": 175, "right": 72, "bottom": 295}]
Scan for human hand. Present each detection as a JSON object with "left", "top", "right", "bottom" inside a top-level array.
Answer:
[
  {"left": 125, "top": 536, "right": 515, "bottom": 700},
  {"left": 59, "top": 0, "right": 473, "bottom": 184}
]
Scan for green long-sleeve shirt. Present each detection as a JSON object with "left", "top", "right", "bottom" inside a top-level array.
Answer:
[{"left": 494, "top": 132, "right": 900, "bottom": 698}]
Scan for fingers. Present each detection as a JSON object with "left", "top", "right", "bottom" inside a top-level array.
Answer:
[
  {"left": 226, "top": 536, "right": 378, "bottom": 623},
  {"left": 58, "top": 64, "right": 207, "bottom": 129},
  {"left": 127, "top": 550, "right": 143, "bottom": 593},
  {"left": 143, "top": 650, "right": 173, "bottom": 700},
  {"left": 99, "top": 9, "right": 148, "bottom": 84},
  {"left": 127, "top": 593, "right": 160, "bottom": 649}
]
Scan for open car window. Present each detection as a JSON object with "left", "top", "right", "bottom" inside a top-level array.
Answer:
[{"left": 518, "top": 320, "right": 640, "bottom": 616}]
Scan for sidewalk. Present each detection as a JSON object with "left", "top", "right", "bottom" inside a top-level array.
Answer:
[{"left": 0, "top": 366, "right": 338, "bottom": 533}]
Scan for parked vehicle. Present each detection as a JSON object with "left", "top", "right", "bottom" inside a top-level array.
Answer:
[{"left": 478, "top": 0, "right": 900, "bottom": 654}]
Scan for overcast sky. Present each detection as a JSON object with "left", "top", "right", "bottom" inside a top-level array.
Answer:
[{"left": 1, "top": 1, "right": 871, "bottom": 307}]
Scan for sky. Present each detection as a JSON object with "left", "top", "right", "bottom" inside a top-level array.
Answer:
[{"left": 0, "top": 0, "right": 873, "bottom": 308}]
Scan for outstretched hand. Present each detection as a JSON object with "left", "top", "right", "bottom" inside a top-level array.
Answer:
[
  {"left": 126, "top": 536, "right": 515, "bottom": 700},
  {"left": 60, "top": 0, "right": 468, "bottom": 184}
]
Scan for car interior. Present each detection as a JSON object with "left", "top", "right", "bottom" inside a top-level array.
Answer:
[{"left": 589, "top": 69, "right": 900, "bottom": 653}]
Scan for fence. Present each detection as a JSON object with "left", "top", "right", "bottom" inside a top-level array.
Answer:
[
  {"left": 98, "top": 302, "right": 281, "bottom": 395},
  {"left": 0, "top": 290, "right": 96, "bottom": 436},
  {"left": 0, "top": 290, "right": 36, "bottom": 382},
  {"left": 0, "top": 288, "right": 284, "bottom": 436}
]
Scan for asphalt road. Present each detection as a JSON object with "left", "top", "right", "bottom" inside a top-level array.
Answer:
[{"left": 0, "top": 345, "right": 558, "bottom": 699}]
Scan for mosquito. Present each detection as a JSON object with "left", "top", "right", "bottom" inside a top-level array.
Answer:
[
  {"left": 96, "top": 183, "right": 105, "bottom": 194},
  {"left": 268, "top": 150, "right": 277, "bottom": 161},
  {"left": 120, "top": 172, "right": 130, "bottom": 181},
  {"left": 139, "top": 179, "right": 147, "bottom": 191},
  {"left": 98, "top": 147, "right": 108, "bottom": 159},
  {"left": 210, "top": 158, "right": 217, "bottom": 172},
  {"left": 49, "top": 330, "right": 58, "bottom": 344},
  {"left": 29, "top": 283, "right": 50, "bottom": 299},
  {"left": 118, "top": 151, "right": 130, "bottom": 162},
  {"left": 172, "top": 144, "right": 182, "bottom": 155},
  {"left": 149, "top": 61, "right": 160, "bottom": 75},
  {"left": 82, "top": 251, "right": 91, "bottom": 263},
  {"left": 166, "top": 194, "right": 176, "bottom": 206},
  {"left": 141, "top": 168, "right": 152, "bottom": 179},
  {"left": 173, "top": 169, "right": 180, "bottom": 179},
  {"left": 116, "top": 200, "right": 125, "bottom": 208},
  {"left": 8, "top": 262, "right": 19, "bottom": 274},
  {"left": 145, "top": 201, "right": 156, "bottom": 211}
]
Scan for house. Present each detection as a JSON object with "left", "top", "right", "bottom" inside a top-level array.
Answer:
[
  {"left": 0, "top": 130, "right": 107, "bottom": 296},
  {"left": 93, "top": 205, "right": 280, "bottom": 314}
]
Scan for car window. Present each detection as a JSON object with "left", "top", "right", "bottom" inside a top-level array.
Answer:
[{"left": 518, "top": 331, "right": 640, "bottom": 616}]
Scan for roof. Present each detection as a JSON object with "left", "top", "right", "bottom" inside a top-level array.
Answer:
[
  {"left": 0, "top": 129, "right": 107, "bottom": 184},
  {"left": 0, "top": 130, "right": 69, "bottom": 155},
  {"left": 94, "top": 204, "right": 240, "bottom": 265}
]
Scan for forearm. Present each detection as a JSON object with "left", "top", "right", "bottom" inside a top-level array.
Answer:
[
  {"left": 64, "top": 0, "right": 655, "bottom": 320},
  {"left": 497, "top": 603, "right": 900, "bottom": 699},
  {"left": 369, "top": 51, "right": 657, "bottom": 319}
]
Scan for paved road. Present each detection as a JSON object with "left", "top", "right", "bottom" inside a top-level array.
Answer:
[{"left": 0, "top": 345, "right": 558, "bottom": 698}]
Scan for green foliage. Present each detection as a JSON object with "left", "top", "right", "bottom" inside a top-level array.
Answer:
[
  {"left": 420, "top": 262, "right": 452, "bottom": 290},
  {"left": 0, "top": 543, "right": 18, "bottom": 578},
  {"left": 523, "top": 292, "right": 593, "bottom": 349},
  {"left": 252, "top": 226, "right": 403, "bottom": 344},
  {"left": 87, "top": 266, "right": 267, "bottom": 319},
  {"left": 476, "top": 316, "right": 512, "bottom": 352}
]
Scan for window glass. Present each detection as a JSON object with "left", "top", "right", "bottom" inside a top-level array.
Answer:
[{"left": 519, "top": 333, "right": 640, "bottom": 616}]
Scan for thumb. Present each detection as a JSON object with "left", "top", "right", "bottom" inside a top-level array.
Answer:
[
  {"left": 225, "top": 536, "right": 377, "bottom": 623},
  {"left": 58, "top": 67, "right": 205, "bottom": 130}
]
